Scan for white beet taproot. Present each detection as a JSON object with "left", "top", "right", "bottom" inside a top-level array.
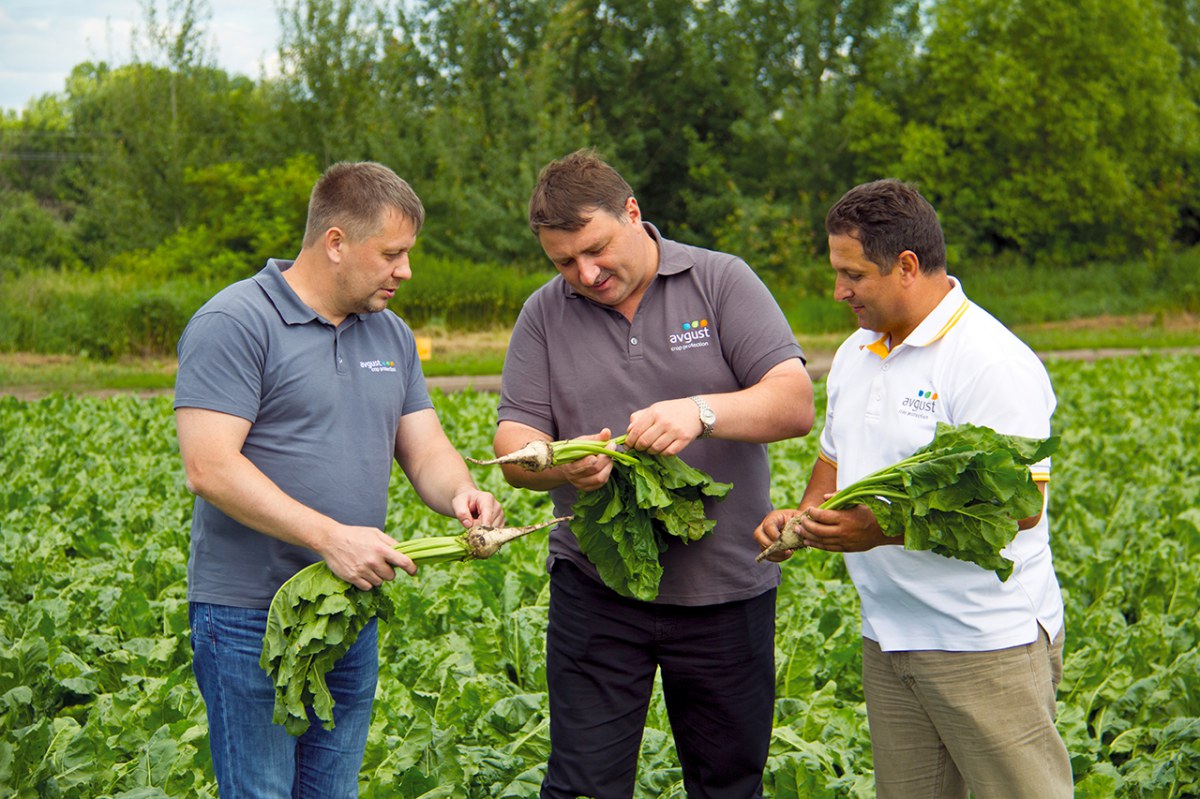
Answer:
[{"left": 468, "top": 435, "right": 638, "bottom": 471}]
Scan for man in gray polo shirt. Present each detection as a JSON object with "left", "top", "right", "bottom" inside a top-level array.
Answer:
[
  {"left": 494, "top": 149, "right": 815, "bottom": 799},
  {"left": 175, "top": 161, "right": 504, "bottom": 795}
]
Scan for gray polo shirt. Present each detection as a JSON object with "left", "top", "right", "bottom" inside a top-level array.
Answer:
[
  {"left": 498, "top": 224, "right": 804, "bottom": 606},
  {"left": 175, "top": 259, "right": 433, "bottom": 609}
]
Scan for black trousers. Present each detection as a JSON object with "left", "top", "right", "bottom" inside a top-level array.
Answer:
[{"left": 541, "top": 560, "right": 776, "bottom": 799}]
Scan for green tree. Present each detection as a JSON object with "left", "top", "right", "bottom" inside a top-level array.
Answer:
[
  {"left": 108, "top": 155, "right": 318, "bottom": 283},
  {"left": 273, "top": 0, "right": 398, "bottom": 165},
  {"left": 892, "top": 0, "right": 1194, "bottom": 261},
  {"left": 378, "top": 0, "right": 581, "bottom": 263},
  {"left": 274, "top": 0, "right": 595, "bottom": 264},
  {"left": 1160, "top": 0, "right": 1200, "bottom": 244},
  {"left": 711, "top": 0, "right": 923, "bottom": 276}
]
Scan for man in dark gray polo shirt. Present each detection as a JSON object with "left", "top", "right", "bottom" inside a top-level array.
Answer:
[
  {"left": 174, "top": 161, "right": 504, "bottom": 796},
  {"left": 494, "top": 149, "right": 815, "bottom": 799}
]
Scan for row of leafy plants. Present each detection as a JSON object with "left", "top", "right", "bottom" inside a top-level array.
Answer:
[{"left": 1, "top": 354, "right": 1197, "bottom": 796}]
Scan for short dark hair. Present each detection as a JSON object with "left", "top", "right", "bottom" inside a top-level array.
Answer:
[
  {"left": 528, "top": 148, "right": 634, "bottom": 235},
  {"left": 825, "top": 179, "right": 946, "bottom": 273},
  {"left": 303, "top": 161, "right": 425, "bottom": 248}
]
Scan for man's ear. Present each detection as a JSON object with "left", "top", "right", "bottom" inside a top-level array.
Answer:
[
  {"left": 324, "top": 227, "right": 345, "bottom": 263},
  {"left": 896, "top": 249, "right": 921, "bottom": 284},
  {"left": 625, "top": 196, "right": 641, "bottom": 224}
]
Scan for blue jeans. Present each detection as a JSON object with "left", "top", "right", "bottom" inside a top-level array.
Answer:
[{"left": 189, "top": 602, "right": 378, "bottom": 798}]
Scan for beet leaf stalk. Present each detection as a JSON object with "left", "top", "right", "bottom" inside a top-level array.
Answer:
[
  {"left": 261, "top": 516, "right": 570, "bottom": 736},
  {"left": 756, "top": 422, "right": 1058, "bottom": 580},
  {"left": 470, "top": 435, "right": 732, "bottom": 602}
]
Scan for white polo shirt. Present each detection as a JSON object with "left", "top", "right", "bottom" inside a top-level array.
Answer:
[{"left": 820, "top": 277, "right": 1063, "bottom": 652}]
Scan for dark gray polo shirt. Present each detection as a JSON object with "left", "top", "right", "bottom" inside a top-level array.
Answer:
[
  {"left": 175, "top": 259, "right": 433, "bottom": 609},
  {"left": 498, "top": 224, "right": 805, "bottom": 605}
]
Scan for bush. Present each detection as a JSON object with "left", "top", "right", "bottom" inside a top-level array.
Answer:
[
  {"left": 3, "top": 246, "right": 1196, "bottom": 360},
  {"left": 0, "top": 256, "right": 551, "bottom": 358},
  {"left": 395, "top": 256, "right": 551, "bottom": 330},
  {"left": 0, "top": 270, "right": 218, "bottom": 358},
  {"left": 952, "top": 246, "right": 1200, "bottom": 327},
  {"left": 0, "top": 191, "right": 81, "bottom": 276}
]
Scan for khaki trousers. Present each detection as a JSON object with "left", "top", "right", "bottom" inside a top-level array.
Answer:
[{"left": 861, "top": 627, "right": 1073, "bottom": 799}]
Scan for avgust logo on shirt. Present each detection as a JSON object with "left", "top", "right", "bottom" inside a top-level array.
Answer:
[
  {"left": 899, "top": 388, "right": 938, "bottom": 418},
  {"left": 668, "top": 318, "right": 713, "bottom": 352},
  {"left": 359, "top": 358, "right": 397, "bottom": 373}
]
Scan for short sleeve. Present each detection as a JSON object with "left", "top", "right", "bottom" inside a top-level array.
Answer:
[
  {"left": 496, "top": 297, "right": 557, "bottom": 437},
  {"left": 173, "top": 311, "right": 266, "bottom": 422},
  {"left": 397, "top": 321, "right": 435, "bottom": 416},
  {"left": 712, "top": 259, "right": 805, "bottom": 387}
]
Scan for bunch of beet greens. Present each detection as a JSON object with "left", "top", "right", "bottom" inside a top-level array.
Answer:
[
  {"left": 470, "top": 436, "right": 731, "bottom": 602},
  {"left": 757, "top": 422, "right": 1058, "bottom": 580},
  {"left": 260, "top": 517, "right": 568, "bottom": 735}
]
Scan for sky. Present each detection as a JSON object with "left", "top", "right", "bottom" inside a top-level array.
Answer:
[{"left": 0, "top": 0, "right": 283, "bottom": 112}]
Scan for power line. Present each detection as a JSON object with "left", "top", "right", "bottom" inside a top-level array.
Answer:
[{"left": 0, "top": 152, "right": 103, "bottom": 161}]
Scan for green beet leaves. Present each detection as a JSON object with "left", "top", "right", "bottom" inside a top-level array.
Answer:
[
  {"left": 826, "top": 422, "right": 1059, "bottom": 581},
  {"left": 260, "top": 559, "right": 396, "bottom": 736},
  {"left": 571, "top": 452, "right": 732, "bottom": 601}
]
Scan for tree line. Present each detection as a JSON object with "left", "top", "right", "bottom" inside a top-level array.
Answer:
[{"left": 1, "top": 0, "right": 1197, "bottom": 287}]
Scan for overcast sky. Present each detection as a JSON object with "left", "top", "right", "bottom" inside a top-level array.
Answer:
[{"left": 0, "top": 0, "right": 283, "bottom": 112}]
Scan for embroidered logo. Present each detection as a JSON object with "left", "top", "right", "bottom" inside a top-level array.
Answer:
[
  {"left": 359, "top": 359, "right": 397, "bottom": 373},
  {"left": 899, "top": 388, "right": 938, "bottom": 418},
  {"left": 668, "top": 318, "right": 713, "bottom": 351}
]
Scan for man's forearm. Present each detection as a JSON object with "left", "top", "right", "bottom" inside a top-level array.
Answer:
[
  {"left": 700, "top": 360, "right": 814, "bottom": 444},
  {"left": 185, "top": 452, "right": 338, "bottom": 553}
]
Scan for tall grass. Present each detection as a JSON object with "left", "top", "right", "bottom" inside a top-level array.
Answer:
[
  {"left": 2, "top": 248, "right": 1197, "bottom": 359},
  {"left": 0, "top": 270, "right": 220, "bottom": 359},
  {"left": 951, "top": 247, "right": 1200, "bottom": 326},
  {"left": 771, "top": 246, "right": 1200, "bottom": 334},
  {"left": 0, "top": 257, "right": 551, "bottom": 359}
]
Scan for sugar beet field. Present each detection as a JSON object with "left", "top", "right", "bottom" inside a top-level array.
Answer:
[{"left": 2, "top": 354, "right": 1198, "bottom": 798}]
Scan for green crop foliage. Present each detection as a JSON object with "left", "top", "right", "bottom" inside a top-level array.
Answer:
[{"left": 1, "top": 356, "right": 1198, "bottom": 797}]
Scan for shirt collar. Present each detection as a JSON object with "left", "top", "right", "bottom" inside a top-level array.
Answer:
[
  {"left": 648, "top": 222, "right": 695, "bottom": 277},
  {"left": 253, "top": 259, "right": 360, "bottom": 327}
]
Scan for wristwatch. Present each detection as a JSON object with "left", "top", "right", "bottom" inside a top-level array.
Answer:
[{"left": 689, "top": 395, "right": 717, "bottom": 438}]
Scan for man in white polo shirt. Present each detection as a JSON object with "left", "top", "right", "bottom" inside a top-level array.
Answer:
[{"left": 755, "top": 179, "right": 1072, "bottom": 798}]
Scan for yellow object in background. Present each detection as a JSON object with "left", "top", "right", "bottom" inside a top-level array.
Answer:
[{"left": 416, "top": 336, "right": 432, "bottom": 361}]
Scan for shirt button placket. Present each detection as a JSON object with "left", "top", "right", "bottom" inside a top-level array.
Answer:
[
  {"left": 627, "top": 320, "right": 644, "bottom": 361},
  {"left": 334, "top": 329, "right": 347, "bottom": 375}
]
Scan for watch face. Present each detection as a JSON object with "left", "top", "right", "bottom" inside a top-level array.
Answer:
[{"left": 700, "top": 408, "right": 716, "bottom": 425}]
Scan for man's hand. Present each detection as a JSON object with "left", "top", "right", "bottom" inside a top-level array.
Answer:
[
  {"left": 798, "top": 504, "right": 898, "bottom": 553},
  {"left": 317, "top": 524, "right": 417, "bottom": 591},
  {"left": 451, "top": 488, "right": 506, "bottom": 529},
  {"left": 558, "top": 429, "right": 618, "bottom": 492},
  {"left": 753, "top": 508, "right": 807, "bottom": 562},
  {"left": 626, "top": 398, "right": 702, "bottom": 456}
]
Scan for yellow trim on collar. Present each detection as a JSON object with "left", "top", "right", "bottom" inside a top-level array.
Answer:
[
  {"left": 921, "top": 299, "right": 970, "bottom": 346},
  {"left": 863, "top": 334, "right": 891, "bottom": 359}
]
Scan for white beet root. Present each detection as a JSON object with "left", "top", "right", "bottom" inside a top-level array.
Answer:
[
  {"left": 466, "top": 440, "right": 556, "bottom": 471},
  {"left": 464, "top": 515, "right": 573, "bottom": 558},
  {"left": 755, "top": 512, "right": 807, "bottom": 563}
]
